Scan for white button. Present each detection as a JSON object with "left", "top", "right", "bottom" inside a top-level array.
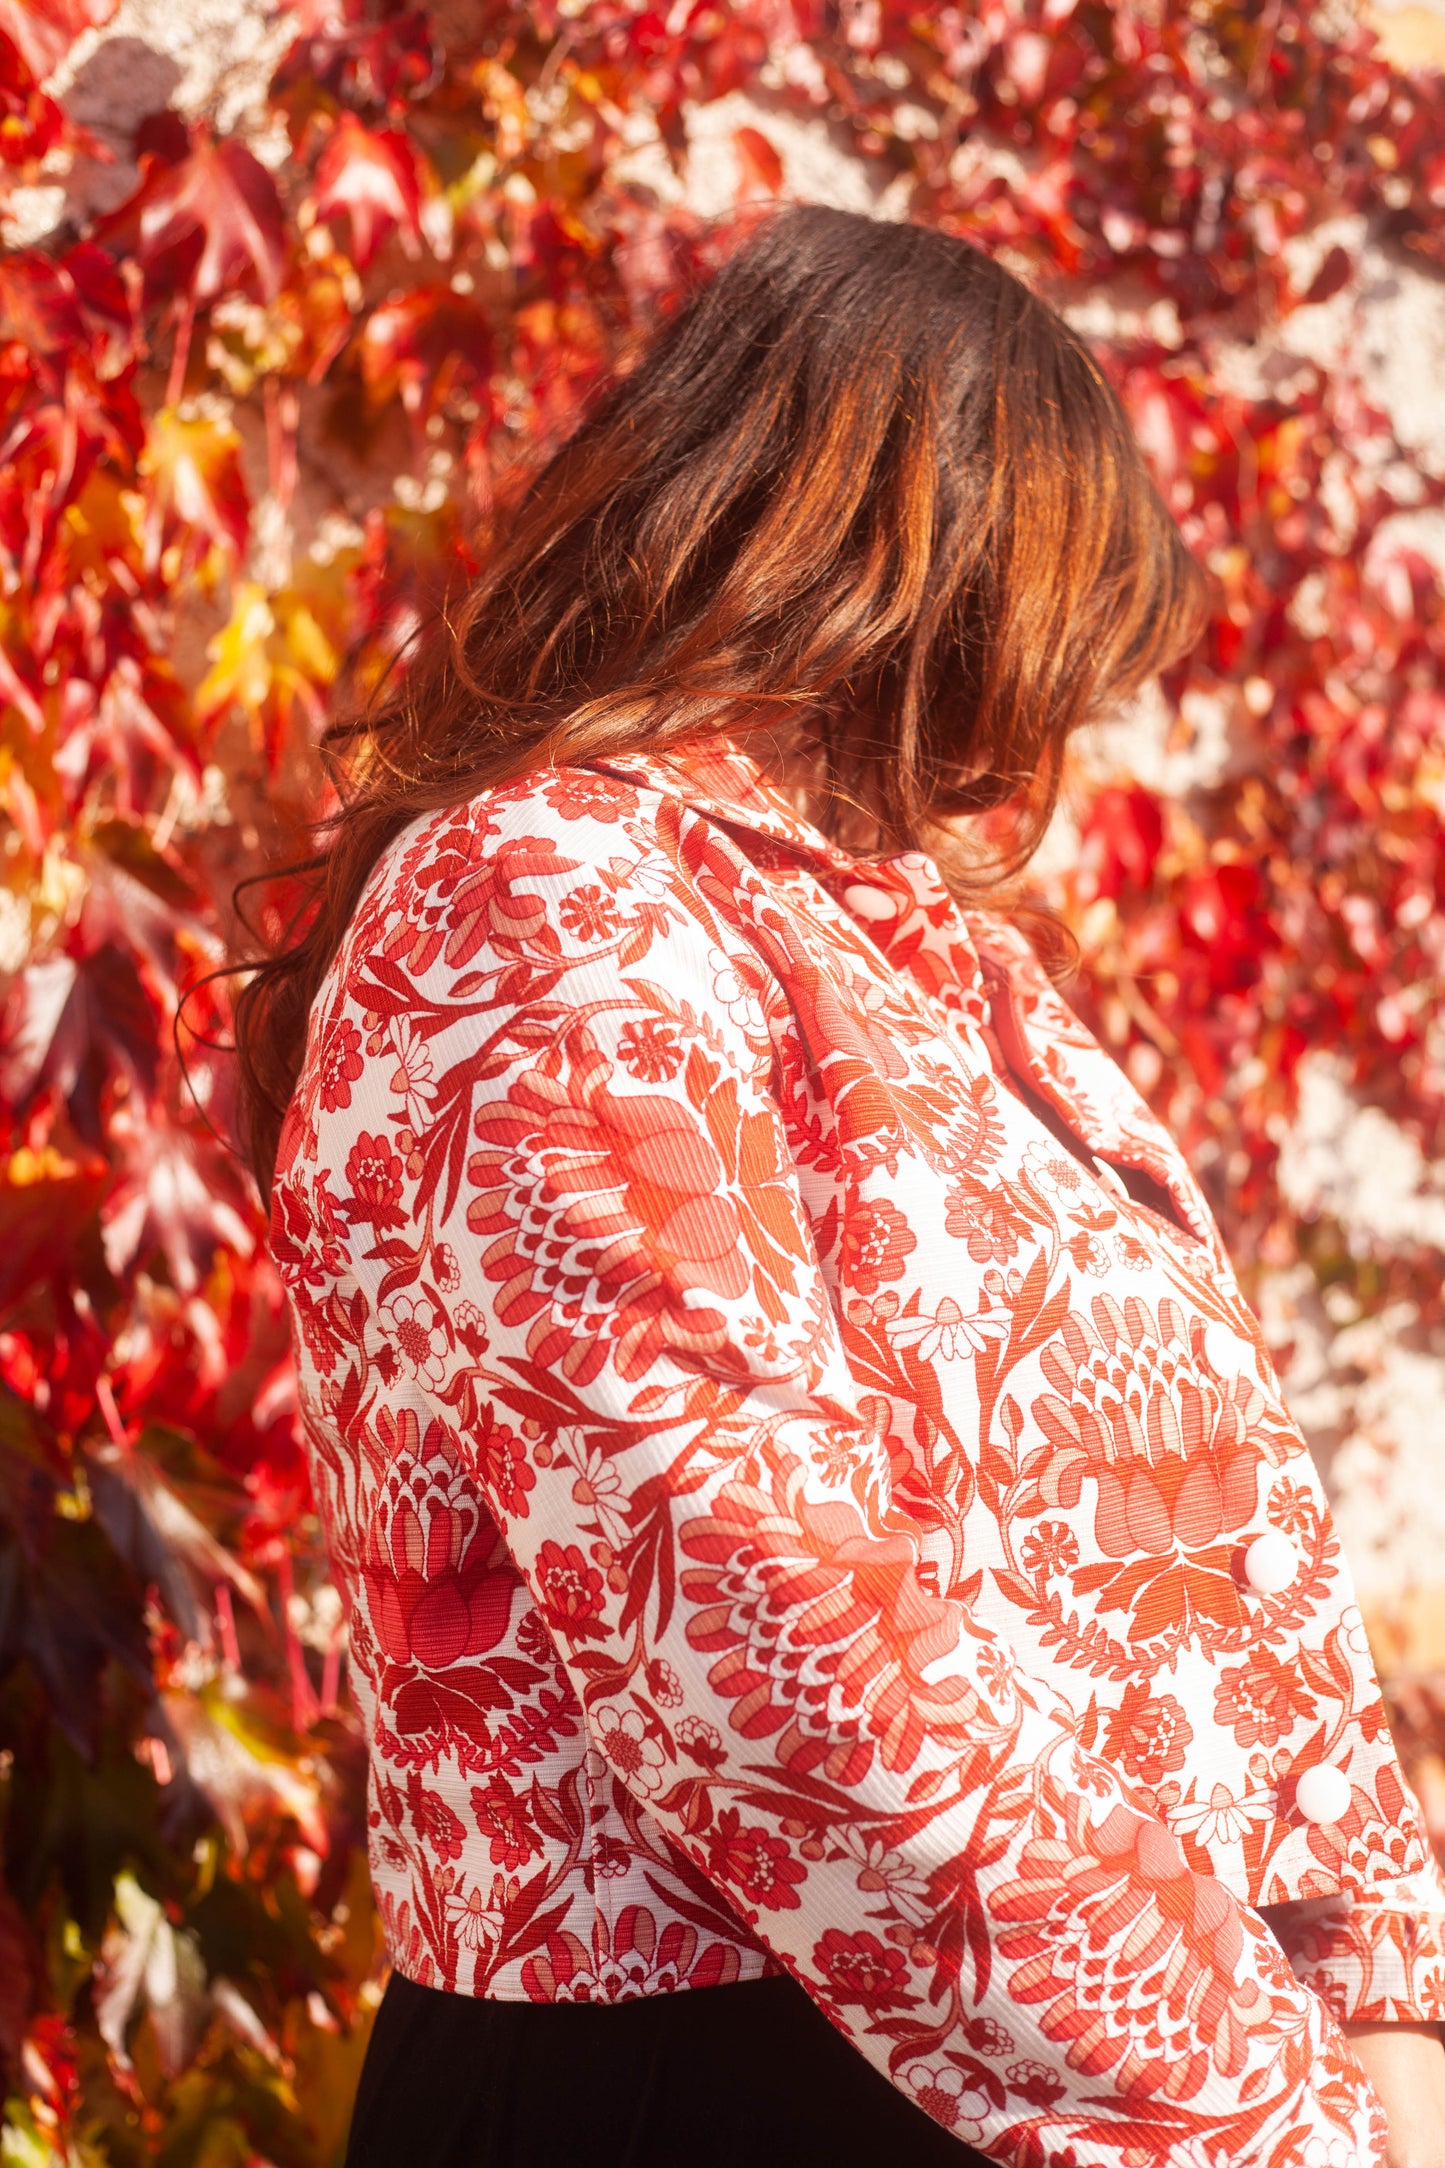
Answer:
[
  {"left": 1093, "top": 1156, "right": 1130, "bottom": 1201},
  {"left": 1243, "top": 1531, "right": 1299, "bottom": 1595},
  {"left": 1295, "top": 1764, "right": 1352, "bottom": 1826},
  {"left": 843, "top": 883, "right": 898, "bottom": 923}
]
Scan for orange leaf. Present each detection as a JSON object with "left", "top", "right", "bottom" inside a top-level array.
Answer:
[{"left": 733, "top": 125, "right": 784, "bottom": 195}]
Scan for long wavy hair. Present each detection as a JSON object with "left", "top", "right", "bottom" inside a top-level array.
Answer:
[{"left": 233, "top": 205, "right": 1206, "bottom": 1195}]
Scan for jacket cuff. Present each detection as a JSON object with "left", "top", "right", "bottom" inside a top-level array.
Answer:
[{"left": 1261, "top": 1858, "right": 1445, "bottom": 2022}]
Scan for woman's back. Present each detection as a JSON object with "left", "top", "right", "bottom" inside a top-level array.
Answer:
[{"left": 274, "top": 734, "right": 1439, "bottom": 2156}]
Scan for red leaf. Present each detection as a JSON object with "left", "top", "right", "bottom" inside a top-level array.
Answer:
[
  {"left": 101, "top": 1121, "right": 254, "bottom": 1293},
  {"left": 1077, "top": 785, "right": 1164, "bottom": 902},
  {"left": 0, "top": 249, "right": 86, "bottom": 358},
  {"left": 0, "top": 944, "right": 161, "bottom": 1141},
  {"left": 1179, "top": 862, "right": 1261, "bottom": 956},
  {"left": 0, "top": 1142, "right": 108, "bottom": 1316},
  {"left": 358, "top": 284, "right": 492, "bottom": 417},
  {"left": 62, "top": 238, "right": 136, "bottom": 361},
  {"left": 1302, "top": 243, "right": 1353, "bottom": 306},
  {"left": 0, "top": 25, "right": 69, "bottom": 170},
  {"left": 312, "top": 112, "right": 426, "bottom": 269},
  {"left": 0, "top": 1881, "right": 37, "bottom": 2059},
  {"left": 0, "top": 0, "right": 112, "bottom": 81},
  {"left": 100, "top": 130, "right": 286, "bottom": 303},
  {"left": 271, "top": 8, "right": 439, "bottom": 118}
]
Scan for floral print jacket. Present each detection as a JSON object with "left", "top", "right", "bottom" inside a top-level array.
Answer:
[{"left": 274, "top": 737, "right": 1445, "bottom": 2165}]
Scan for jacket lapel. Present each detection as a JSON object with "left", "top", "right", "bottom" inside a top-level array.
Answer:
[{"left": 968, "top": 914, "right": 1220, "bottom": 1250}]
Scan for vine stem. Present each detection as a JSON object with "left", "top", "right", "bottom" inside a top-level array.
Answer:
[
  {"left": 215, "top": 1582, "right": 243, "bottom": 1673},
  {"left": 277, "top": 1549, "right": 320, "bottom": 1731},
  {"left": 166, "top": 293, "right": 196, "bottom": 410},
  {"left": 319, "top": 1626, "right": 344, "bottom": 1715},
  {"left": 264, "top": 377, "right": 298, "bottom": 511}
]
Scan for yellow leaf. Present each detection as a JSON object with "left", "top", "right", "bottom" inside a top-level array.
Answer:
[
  {"left": 277, "top": 596, "right": 338, "bottom": 686},
  {"left": 196, "top": 583, "right": 275, "bottom": 728},
  {"left": 142, "top": 406, "right": 251, "bottom": 574}
]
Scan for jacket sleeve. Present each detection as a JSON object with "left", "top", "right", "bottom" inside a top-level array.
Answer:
[
  {"left": 1263, "top": 1851, "right": 1445, "bottom": 2023},
  {"left": 322, "top": 805, "right": 1384, "bottom": 2166}
]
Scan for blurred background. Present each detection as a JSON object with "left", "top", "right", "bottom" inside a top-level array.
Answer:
[{"left": 1, "top": 0, "right": 1444, "bottom": 2160}]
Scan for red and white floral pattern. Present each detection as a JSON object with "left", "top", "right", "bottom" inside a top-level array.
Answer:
[{"left": 274, "top": 738, "right": 1445, "bottom": 2163}]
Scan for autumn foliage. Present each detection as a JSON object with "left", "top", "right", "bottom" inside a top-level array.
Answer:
[{"left": 0, "top": 0, "right": 1443, "bottom": 2159}]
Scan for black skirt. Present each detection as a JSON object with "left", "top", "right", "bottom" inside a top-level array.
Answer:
[{"left": 347, "top": 1971, "right": 994, "bottom": 2167}]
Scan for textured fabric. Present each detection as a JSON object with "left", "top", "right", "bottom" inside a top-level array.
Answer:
[
  {"left": 347, "top": 1971, "right": 991, "bottom": 2167},
  {"left": 274, "top": 735, "right": 1445, "bottom": 2163},
  {"left": 1265, "top": 1869, "right": 1445, "bottom": 2022}
]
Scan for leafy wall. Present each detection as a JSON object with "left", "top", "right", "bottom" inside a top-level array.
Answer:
[{"left": 1, "top": 1, "right": 1444, "bottom": 2160}]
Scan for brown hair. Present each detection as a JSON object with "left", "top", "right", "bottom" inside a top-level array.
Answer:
[{"left": 233, "top": 205, "right": 1205, "bottom": 1194}]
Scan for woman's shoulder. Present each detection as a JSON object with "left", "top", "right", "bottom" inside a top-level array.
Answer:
[
  {"left": 391, "top": 760, "right": 674, "bottom": 869},
  {"left": 320, "top": 757, "right": 765, "bottom": 1036},
  {"left": 349, "top": 761, "right": 696, "bottom": 937}
]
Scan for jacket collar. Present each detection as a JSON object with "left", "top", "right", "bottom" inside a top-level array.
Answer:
[
  {"left": 585, "top": 736, "right": 1217, "bottom": 1244},
  {"left": 589, "top": 734, "right": 986, "bottom": 994},
  {"left": 589, "top": 735, "right": 855, "bottom": 869}
]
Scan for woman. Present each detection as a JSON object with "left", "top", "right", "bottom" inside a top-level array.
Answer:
[{"left": 239, "top": 209, "right": 1445, "bottom": 2164}]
